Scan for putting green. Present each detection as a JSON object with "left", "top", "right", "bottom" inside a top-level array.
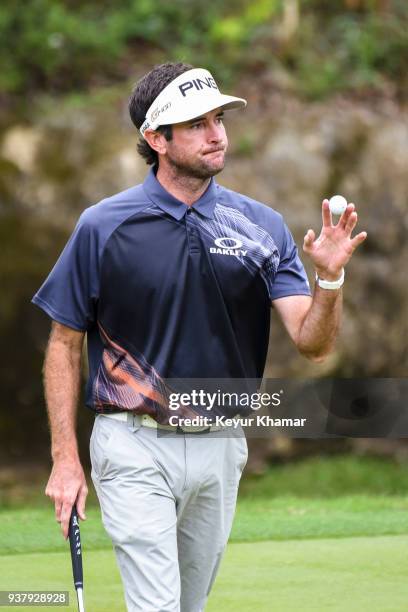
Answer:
[
  {"left": 2, "top": 536, "right": 408, "bottom": 611},
  {"left": 3, "top": 495, "right": 408, "bottom": 556}
]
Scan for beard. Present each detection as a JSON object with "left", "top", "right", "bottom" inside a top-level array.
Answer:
[{"left": 165, "top": 147, "right": 226, "bottom": 180}]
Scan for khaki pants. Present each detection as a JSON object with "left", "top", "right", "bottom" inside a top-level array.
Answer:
[{"left": 90, "top": 414, "right": 248, "bottom": 612}]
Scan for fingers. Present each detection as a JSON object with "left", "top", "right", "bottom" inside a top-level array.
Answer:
[
  {"left": 52, "top": 494, "right": 76, "bottom": 539},
  {"left": 338, "top": 203, "right": 355, "bottom": 229},
  {"left": 49, "top": 493, "right": 76, "bottom": 539},
  {"left": 350, "top": 231, "right": 367, "bottom": 250},
  {"left": 45, "top": 462, "right": 86, "bottom": 539},
  {"left": 322, "top": 199, "right": 331, "bottom": 227},
  {"left": 45, "top": 483, "right": 63, "bottom": 525},
  {"left": 345, "top": 210, "right": 358, "bottom": 235},
  {"left": 45, "top": 481, "right": 72, "bottom": 538},
  {"left": 76, "top": 484, "right": 88, "bottom": 521},
  {"left": 54, "top": 501, "right": 63, "bottom": 523},
  {"left": 303, "top": 229, "right": 315, "bottom": 251},
  {"left": 59, "top": 496, "right": 79, "bottom": 539},
  {"left": 60, "top": 500, "right": 76, "bottom": 540}
]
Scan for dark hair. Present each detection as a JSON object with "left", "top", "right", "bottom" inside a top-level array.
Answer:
[{"left": 129, "top": 61, "right": 193, "bottom": 166}]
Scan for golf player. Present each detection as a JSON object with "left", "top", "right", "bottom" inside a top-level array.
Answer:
[{"left": 32, "top": 62, "right": 367, "bottom": 611}]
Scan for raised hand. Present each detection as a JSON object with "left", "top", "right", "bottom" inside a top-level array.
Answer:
[{"left": 303, "top": 199, "right": 367, "bottom": 281}]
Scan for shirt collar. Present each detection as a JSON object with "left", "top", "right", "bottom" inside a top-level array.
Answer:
[{"left": 143, "top": 166, "right": 217, "bottom": 220}]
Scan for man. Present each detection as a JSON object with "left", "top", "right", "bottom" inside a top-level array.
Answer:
[{"left": 32, "top": 62, "right": 366, "bottom": 611}]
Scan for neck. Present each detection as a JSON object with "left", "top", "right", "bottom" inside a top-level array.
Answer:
[{"left": 156, "top": 163, "right": 211, "bottom": 206}]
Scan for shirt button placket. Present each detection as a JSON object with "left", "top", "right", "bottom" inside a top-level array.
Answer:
[{"left": 185, "top": 208, "right": 201, "bottom": 255}]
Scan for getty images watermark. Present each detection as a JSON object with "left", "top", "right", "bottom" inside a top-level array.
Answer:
[
  {"left": 167, "top": 388, "right": 306, "bottom": 429},
  {"left": 158, "top": 378, "right": 408, "bottom": 438}
]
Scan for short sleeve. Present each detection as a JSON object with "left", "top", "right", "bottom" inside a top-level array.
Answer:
[
  {"left": 31, "top": 211, "right": 100, "bottom": 331},
  {"left": 269, "top": 222, "right": 311, "bottom": 301}
]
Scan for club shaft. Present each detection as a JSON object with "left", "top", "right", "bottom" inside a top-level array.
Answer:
[{"left": 76, "top": 587, "right": 85, "bottom": 612}]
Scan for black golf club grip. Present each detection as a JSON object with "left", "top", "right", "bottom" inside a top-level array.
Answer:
[{"left": 68, "top": 505, "right": 83, "bottom": 589}]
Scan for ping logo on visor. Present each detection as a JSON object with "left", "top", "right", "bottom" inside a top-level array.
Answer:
[
  {"left": 139, "top": 68, "right": 246, "bottom": 138},
  {"left": 178, "top": 75, "right": 218, "bottom": 97}
]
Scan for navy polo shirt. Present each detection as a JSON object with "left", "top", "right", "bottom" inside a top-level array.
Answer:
[{"left": 32, "top": 167, "right": 311, "bottom": 421}]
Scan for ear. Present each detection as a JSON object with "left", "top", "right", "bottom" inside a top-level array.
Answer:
[{"left": 143, "top": 129, "right": 168, "bottom": 156}]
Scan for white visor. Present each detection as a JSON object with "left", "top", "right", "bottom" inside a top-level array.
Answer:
[{"left": 139, "top": 68, "right": 247, "bottom": 138}]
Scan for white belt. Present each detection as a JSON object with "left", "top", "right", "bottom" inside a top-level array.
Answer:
[{"left": 101, "top": 412, "right": 224, "bottom": 433}]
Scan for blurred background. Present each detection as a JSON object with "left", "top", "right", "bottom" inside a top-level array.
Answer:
[{"left": 1, "top": 0, "right": 407, "bottom": 504}]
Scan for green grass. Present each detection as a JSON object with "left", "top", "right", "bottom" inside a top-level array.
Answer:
[
  {"left": 234, "top": 494, "right": 408, "bottom": 541},
  {"left": 208, "top": 537, "right": 408, "bottom": 612},
  {"left": 3, "top": 455, "right": 408, "bottom": 509},
  {"left": 2, "top": 537, "right": 408, "bottom": 611},
  {"left": 239, "top": 455, "right": 408, "bottom": 498},
  {"left": 2, "top": 456, "right": 408, "bottom": 610},
  {"left": 2, "top": 494, "right": 408, "bottom": 556}
]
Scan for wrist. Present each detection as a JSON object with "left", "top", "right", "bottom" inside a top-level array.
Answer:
[
  {"left": 314, "top": 267, "right": 343, "bottom": 282},
  {"left": 51, "top": 445, "right": 80, "bottom": 464},
  {"left": 315, "top": 268, "right": 345, "bottom": 290}
]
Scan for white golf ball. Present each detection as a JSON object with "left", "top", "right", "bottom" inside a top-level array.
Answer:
[{"left": 329, "top": 195, "right": 348, "bottom": 215}]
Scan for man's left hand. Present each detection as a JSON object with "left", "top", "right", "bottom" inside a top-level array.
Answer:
[{"left": 303, "top": 199, "right": 367, "bottom": 281}]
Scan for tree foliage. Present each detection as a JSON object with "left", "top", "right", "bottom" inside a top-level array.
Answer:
[{"left": 0, "top": 1, "right": 407, "bottom": 100}]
